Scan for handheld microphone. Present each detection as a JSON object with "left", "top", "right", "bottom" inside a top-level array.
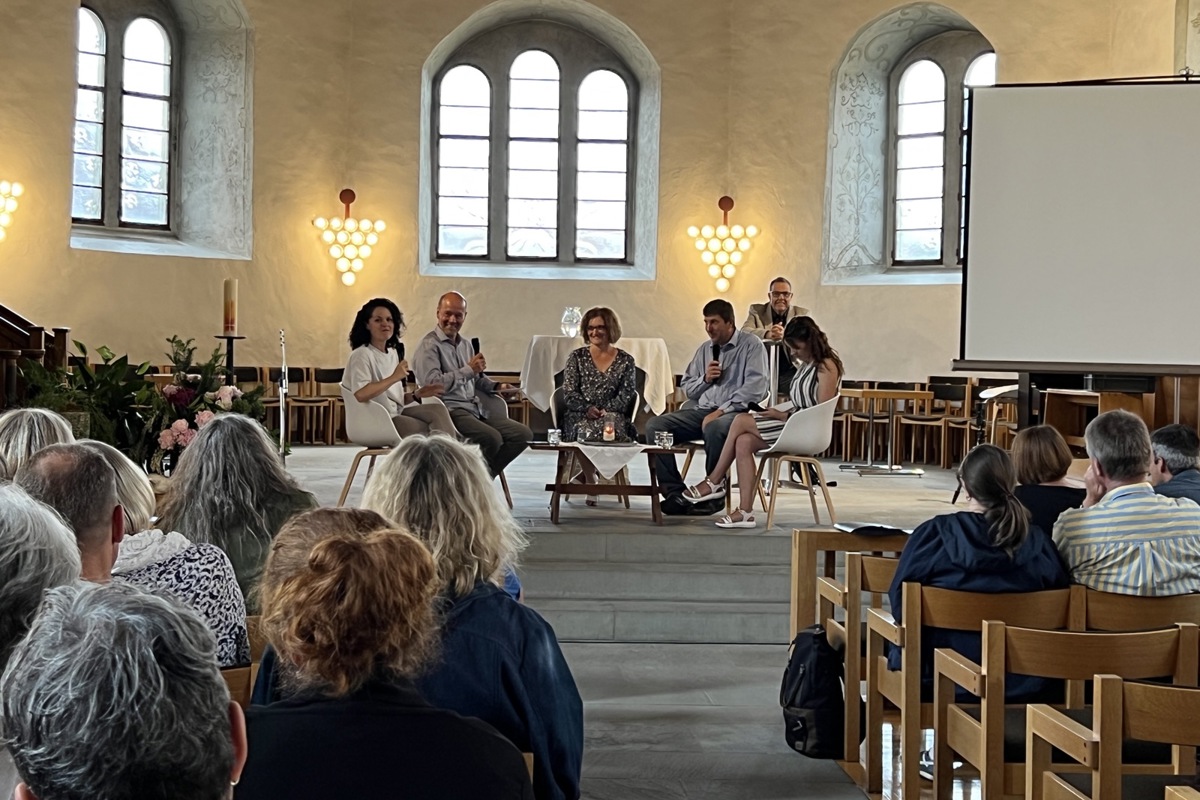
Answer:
[
  {"left": 396, "top": 343, "right": 405, "bottom": 362},
  {"left": 711, "top": 342, "right": 721, "bottom": 383},
  {"left": 471, "top": 337, "right": 481, "bottom": 355}
]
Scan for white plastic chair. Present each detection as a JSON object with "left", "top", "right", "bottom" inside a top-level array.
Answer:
[
  {"left": 337, "top": 383, "right": 401, "bottom": 506},
  {"left": 753, "top": 394, "right": 839, "bottom": 528},
  {"left": 475, "top": 392, "right": 515, "bottom": 509}
]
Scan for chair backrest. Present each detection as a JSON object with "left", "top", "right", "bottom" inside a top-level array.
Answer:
[
  {"left": 340, "top": 384, "right": 401, "bottom": 448},
  {"left": 917, "top": 585, "right": 1074, "bottom": 632},
  {"left": 928, "top": 374, "right": 970, "bottom": 385},
  {"left": 764, "top": 394, "right": 839, "bottom": 456},
  {"left": 232, "top": 365, "right": 262, "bottom": 386},
  {"left": 222, "top": 666, "right": 253, "bottom": 708},
  {"left": 246, "top": 614, "right": 265, "bottom": 662},
  {"left": 860, "top": 554, "right": 900, "bottom": 594},
  {"left": 1101, "top": 675, "right": 1200, "bottom": 746},
  {"left": 1083, "top": 587, "right": 1200, "bottom": 632},
  {"left": 312, "top": 367, "right": 345, "bottom": 394},
  {"left": 477, "top": 390, "right": 509, "bottom": 421}
]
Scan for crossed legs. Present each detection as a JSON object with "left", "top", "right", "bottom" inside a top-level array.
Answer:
[{"left": 688, "top": 412, "right": 769, "bottom": 514}]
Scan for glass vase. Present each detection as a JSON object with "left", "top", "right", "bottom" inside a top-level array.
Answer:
[{"left": 560, "top": 306, "right": 582, "bottom": 338}]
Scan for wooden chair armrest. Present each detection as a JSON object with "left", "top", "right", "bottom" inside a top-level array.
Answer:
[
  {"left": 932, "top": 647, "right": 984, "bottom": 698},
  {"left": 1166, "top": 789, "right": 1200, "bottom": 800},
  {"left": 1026, "top": 703, "right": 1097, "bottom": 768},
  {"left": 866, "top": 608, "right": 903, "bottom": 647},
  {"left": 816, "top": 576, "right": 847, "bottom": 607}
]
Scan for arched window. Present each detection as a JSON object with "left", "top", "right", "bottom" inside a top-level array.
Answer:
[
  {"left": 430, "top": 21, "right": 637, "bottom": 269},
  {"left": 887, "top": 32, "right": 995, "bottom": 268},
  {"left": 73, "top": 3, "right": 178, "bottom": 230}
]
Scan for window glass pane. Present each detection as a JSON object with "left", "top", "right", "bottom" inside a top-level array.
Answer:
[
  {"left": 121, "top": 159, "right": 168, "bottom": 192},
  {"left": 73, "top": 154, "right": 103, "bottom": 187},
  {"left": 439, "top": 138, "right": 489, "bottom": 168},
  {"left": 509, "top": 108, "right": 559, "bottom": 139},
  {"left": 124, "top": 18, "right": 170, "bottom": 65},
  {"left": 439, "top": 106, "right": 489, "bottom": 137},
  {"left": 895, "top": 166, "right": 942, "bottom": 200},
  {"left": 897, "top": 102, "right": 943, "bottom": 136},
  {"left": 76, "top": 89, "right": 104, "bottom": 123},
  {"left": 121, "top": 128, "right": 169, "bottom": 161},
  {"left": 508, "top": 169, "right": 558, "bottom": 200},
  {"left": 576, "top": 229, "right": 625, "bottom": 260},
  {"left": 577, "top": 171, "right": 626, "bottom": 202},
  {"left": 578, "top": 70, "right": 627, "bottom": 112},
  {"left": 75, "top": 121, "right": 104, "bottom": 155},
  {"left": 508, "top": 198, "right": 557, "bottom": 228},
  {"left": 123, "top": 61, "right": 170, "bottom": 97},
  {"left": 896, "top": 136, "right": 943, "bottom": 169},
  {"left": 72, "top": 186, "right": 102, "bottom": 220},
  {"left": 438, "top": 226, "right": 489, "bottom": 256},
  {"left": 895, "top": 199, "right": 943, "bottom": 230},
  {"left": 78, "top": 8, "right": 105, "bottom": 54},
  {"left": 509, "top": 141, "right": 558, "bottom": 171},
  {"left": 438, "top": 196, "right": 489, "bottom": 226},
  {"left": 120, "top": 191, "right": 167, "bottom": 225},
  {"left": 578, "top": 143, "right": 627, "bottom": 173},
  {"left": 441, "top": 65, "right": 491, "bottom": 107},
  {"left": 438, "top": 167, "right": 489, "bottom": 198},
  {"left": 123, "top": 96, "right": 169, "bottom": 131},
  {"left": 578, "top": 110, "right": 627, "bottom": 141},
  {"left": 895, "top": 230, "right": 941, "bottom": 261},
  {"left": 510, "top": 50, "right": 559, "bottom": 81},
  {"left": 576, "top": 200, "right": 625, "bottom": 230},
  {"left": 964, "top": 53, "right": 997, "bottom": 88},
  {"left": 78, "top": 53, "right": 105, "bottom": 87},
  {"left": 507, "top": 227, "right": 557, "bottom": 258},
  {"left": 898, "top": 60, "right": 944, "bottom": 104},
  {"left": 509, "top": 79, "right": 560, "bottom": 110}
]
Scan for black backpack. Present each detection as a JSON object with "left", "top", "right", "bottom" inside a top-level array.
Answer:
[{"left": 780, "top": 624, "right": 849, "bottom": 758}]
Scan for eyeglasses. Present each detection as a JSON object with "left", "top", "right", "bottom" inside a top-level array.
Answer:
[
  {"left": 770, "top": 291, "right": 792, "bottom": 299},
  {"left": 586, "top": 325, "right": 607, "bottom": 332}
]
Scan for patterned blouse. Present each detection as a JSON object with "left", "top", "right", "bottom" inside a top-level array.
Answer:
[{"left": 561, "top": 347, "right": 638, "bottom": 443}]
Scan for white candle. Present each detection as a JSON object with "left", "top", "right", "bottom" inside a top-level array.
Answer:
[{"left": 223, "top": 279, "right": 238, "bottom": 335}]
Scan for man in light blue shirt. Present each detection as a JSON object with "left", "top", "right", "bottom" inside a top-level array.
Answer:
[{"left": 646, "top": 299, "right": 768, "bottom": 515}]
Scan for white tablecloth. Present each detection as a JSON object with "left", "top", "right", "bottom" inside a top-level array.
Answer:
[
  {"left": 562, "top": 442, "right": 648, "bottom": 480},
  {"left": 521, "top": 335, "right": 674, "bottom": 415}
]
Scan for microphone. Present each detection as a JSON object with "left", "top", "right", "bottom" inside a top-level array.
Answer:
[
  {"left": 711, "top": 342, "right": 721, "bottom": 383},
  {"left": 396, "top": 343, "right": 405, "bottom": 362},
  {"left": 471, "top": 337, "right": 481, "bottom": 355}
]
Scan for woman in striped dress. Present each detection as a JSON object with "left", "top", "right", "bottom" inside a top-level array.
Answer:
[{"left": 683, "top": 316, "right": 843, "bottom": 528}]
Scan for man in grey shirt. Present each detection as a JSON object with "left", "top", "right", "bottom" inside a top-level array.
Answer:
[
  {"left": 412, "top": 292, "right": 532, "bottom": 477},
  {"left": 1149, "top": 423, "right": 1200, "bottom": 505},
  {"left": 646, "top": 299, "right": 768, "bottom": 515}
]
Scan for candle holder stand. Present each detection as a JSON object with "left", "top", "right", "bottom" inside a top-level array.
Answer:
[{"left": 214, "top": 335, "right": 246, "bottom": 385}]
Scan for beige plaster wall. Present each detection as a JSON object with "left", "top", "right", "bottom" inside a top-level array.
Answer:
[{"left": 0, "top": 0, "right": 1176, "bottom": 380}]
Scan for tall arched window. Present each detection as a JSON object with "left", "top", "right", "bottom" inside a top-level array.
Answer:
[
  {"left": 73, "top": 3, "right": 178, "bottom": 230},
  {"left": 887, "top": 31, "right": 995, "bottom": 268},
  {"left": 431, "top": 21, "right": 636, "bottom": 267}
]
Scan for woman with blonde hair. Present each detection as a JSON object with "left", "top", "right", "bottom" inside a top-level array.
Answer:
[
  {"left": 0, "top": 408, "right": 74, "bottom": 479},
  {"left": 79, "top": 439, "right": 248, "bottom": 666},
  {"left": 1011, "top": 425, "right": 1086, "bottom": 534},
  {"left": 237, "top": 508, "right": 533, "bottom": 800},
  {"left": 362, "top": 436, "right": 582, "bottom": 800}
]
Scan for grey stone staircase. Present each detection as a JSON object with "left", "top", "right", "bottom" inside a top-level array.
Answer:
[{"left": 521, "top": 528, "right": 794, "bottom": 644}]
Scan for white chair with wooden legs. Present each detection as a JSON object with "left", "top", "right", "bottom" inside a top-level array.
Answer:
[
  {"left": 336, "top": 383, "right": 401, "bottom": 507},
  {"left": 752, "top": 395, "right": 839, "bottom": 528},
  {"left": 477, "top": 392, "right": 514, "bottom": 509}
]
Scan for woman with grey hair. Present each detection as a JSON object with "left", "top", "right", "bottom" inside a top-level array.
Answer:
[
  {"left": 80, "top": 440, "right": 249, "bottom": 666},
  {"left": 158, "top": 415, "right": 316, "bottom": 611},
  {"left": 362, "top": 436, "right": 583, "bottom": 800},
  {"left": 0, "top": 483, "right": 83, "bottom": 799},
  {"left": 0, "top": 582, "right": 247, "bottom": 800},
  {"left": 0, "top": 408, "right": 74, "bottom": 480}
]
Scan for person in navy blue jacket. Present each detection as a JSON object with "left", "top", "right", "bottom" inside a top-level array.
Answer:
[
  {"left": 362, "top": 435, "right": 583, "bottom": 800},
  {"left": 887, "top": 444, "right": 1069, "bottom": 702}
]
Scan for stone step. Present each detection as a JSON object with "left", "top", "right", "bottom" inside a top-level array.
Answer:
[
  {"left": 522, "top": 560, "right": 790, "bottom": 604},
  {"left": 527, "top": 598, "right": 792, "bottom": 645},
  {"left": 523, "top": 530, "right": 792, "bottom": 566}
]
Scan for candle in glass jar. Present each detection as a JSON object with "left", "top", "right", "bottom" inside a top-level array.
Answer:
[
  {"left": 223, "top": 279, "right": 238, "bottom": 335},
  {"left": 603, "top": 417, "right": 615, "bottom": 441}
]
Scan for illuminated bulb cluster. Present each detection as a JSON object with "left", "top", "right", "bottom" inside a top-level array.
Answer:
[
  {"left": 686, "top": 222, "right": 759, "bottom": 293},
  {"left": 0, "top": 181, "right": 25, "bottom": 243},
  {"left": 312, "top": 216, "right": 386, "bottom": 286}
]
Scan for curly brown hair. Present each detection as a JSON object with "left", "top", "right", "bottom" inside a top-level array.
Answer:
[
  {"left": 581, "top": 307, "right": 622, "bottom": 343},
  {"left": 259, "top": 508, "right": 440, "bottom": 697}
]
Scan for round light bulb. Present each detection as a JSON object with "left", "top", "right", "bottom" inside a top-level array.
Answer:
[
  {"left": 360, "top": 219, "right": 373, "bottom": 232},
  {"left": 341, "top": 272, "right": 356, "bottom": 286},
  {"left": 313, "top": 217, "right": 328, "bottom": 230},
  {"left": 0, "top": 213, "right": 11, "bottom": 227},
  {"left": 358, "top": 244, "right": 372, "bottom": 258},
  {"left": 374, "top": 221, "right": 386, "bottom": 232},
  {"left": 715, "top": 250, "right": 729, "bottom": 265},
  {"left": 329, "top": 244, "right": 343, "bottom": 258},
  {"left": 738, "top": 238, "right": 751, "bottom": 251},
  {"left": 336, "top": 258, "right": 351, "bottom": 272},
  {"left": 700, "top": 225, "right": 714, "bottom": 239},
  {"left": 730, "top": 251, "right": 743, "bottom": 265},
  {"left": 708, "top": 265, "right": 721, "bottom": 278},
  {"left": 722, "top": 264, "right": 736, "bottom": 279},
  {"left": 730, "top": 224, "right": 744, "bottom": 238},
  {"left": 344, "top": 244, "right": 359, "bottom": 259},
  {"left": 746, "top": 225, "right": 758, "bottom": 237},
  {"left": 700, "top": 250, "right": 714, "bottom": 265},
  {"left": 687, "top": 225, "right": 700, "bottom": 238},
  {"left": 344, "top": 218, "right": 358, "bottom": 232},
  {"left": 4, "top": 199, "right": 16, "bottom": 213},
  {"left": 722, "top": 238, "right": 736, "bottom": 252},
  {"left": 366, "top": 232, "right": 379, "bottom": 246},
  {"left": 350, "top": 231, "right": 365, "bottom": 245},
  {"left": 330, "top": 217, "right": 343, "bottom": 230},
  {"left": 0, "top": 181, "right": 9, "bottom": 195},
  {"left": 10, "top": 183, "right": 22, "bottom": 197},
  {"left": 715, "top": 277, "right": 730, "bottom": 292},
  {"left": 707, "top": 239, "right": 720, "bottom": 252},
  {"left": 335, "top": 231, "right": 348, "bottom": 245},
  {"left": 351, "top": 258, "right": 364, "bottom": 272},
  {"left": 321, "top": 230, "right": 335, "bottom": 244},
  {"left": 716, "top": 225, "right": 729, "bottom": 238},
  {"left": 694, "top": 239, "right": 706, "bottom": 251}
]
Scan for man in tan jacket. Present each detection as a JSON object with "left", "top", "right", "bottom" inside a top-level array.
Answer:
[{"left": 741, "top": 277, "right": 810, "bottom": 392}]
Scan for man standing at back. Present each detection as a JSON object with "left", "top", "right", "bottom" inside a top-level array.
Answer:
[
  {"left": 647, "top": 299, "right": 768, "bottom": 516},
  {"left": 742, "top": 277, "right": 809, "bottom": 394},
  {"left": 413, "top": 291, "right": 532, "bottom": 478}
]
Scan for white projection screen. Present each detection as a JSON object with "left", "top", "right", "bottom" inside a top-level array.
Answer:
[{"left": 961, "top": 82, "right": 1200, "bottom": 371}]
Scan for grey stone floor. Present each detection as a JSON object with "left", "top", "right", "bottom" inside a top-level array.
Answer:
[{"left": 285, "top": 445, "right": 961, "bottom": 800}]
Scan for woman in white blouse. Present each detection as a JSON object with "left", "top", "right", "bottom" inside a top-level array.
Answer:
[{"left": 345, "top": 298, "right": 456, "bottom": 437}]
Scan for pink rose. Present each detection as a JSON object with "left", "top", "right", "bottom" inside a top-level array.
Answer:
[
  {"left": 162, "top": 384, "right": 178, "bottom": 397},
  {"left": 171, "top": 419, "right": 190, "bottom": 433},
  {"left": 158, "top": 429, "right": 176, "bottom": 449},
  {"left": 178, "top": 428, "right": 197, "bottom": 447},
  {"left": 196, "top": 410, "right": 216, "bottom": 428}
]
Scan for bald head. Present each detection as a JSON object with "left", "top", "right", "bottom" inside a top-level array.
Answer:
[{"left": 437, "top": 291, "right": 468, "bottom": 339}]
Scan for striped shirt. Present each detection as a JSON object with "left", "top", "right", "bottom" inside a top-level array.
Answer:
[{"left": 1052, "top": 482, "right": 1200, "bottom": 596}]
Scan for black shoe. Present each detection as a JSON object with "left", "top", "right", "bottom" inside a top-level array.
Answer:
[
  {"left": 660, "top": 495, "right": 690, "bottom": 515},
  {"left": 917, "top": 748, "right": 963, "bottom": 782},
  {"left": 684, "top": 498, "right": 723, "bottom": 516}
]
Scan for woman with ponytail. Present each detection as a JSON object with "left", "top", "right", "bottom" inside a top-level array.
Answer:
[
  {"left": 236, "top": 508, "right": 534, "bottom": 800},
  {"left": 886, "top": 444, "right": 1068, "bottom": 702}
]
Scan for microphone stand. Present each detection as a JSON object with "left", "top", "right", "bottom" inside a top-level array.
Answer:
[{"left": 278, "top": 329, "right": 288, "bottom": 464}]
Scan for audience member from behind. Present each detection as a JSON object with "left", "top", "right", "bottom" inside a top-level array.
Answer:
[
  {"left": 1149, "top": 423, "right": 1200, "bottom": 504},
  {"left": 888, "top": 445, "right": 1068, "bottom": 700},
  {"left": 1054, "top": 410, "right": 1200, "bottom": 595},
  {"left": 0, "top": 408, "right": 74, "bottom": 480},
  {"left": 79, "top": 439, "right": 249, "bottom": 666},
  {"left": 0, "top": 582, "right": 247, "bottom": 800},
  {"left": 158, "top": 414, "right": 317, "bottom": 611},
  {"left": 1011, "top": 425, "right": 1086, "bottom": 534},
  {"left": 0, "top": 483, "right": 81, "bottom": 799},
  {"left": 14, "top": 443, "right": 123, "bottom": 583},
  {"left": 238, "top": 508, "right": 534, "bottom": 800},
  {"left": 362, "top": 436, "right": 582, "bottom": 800}
]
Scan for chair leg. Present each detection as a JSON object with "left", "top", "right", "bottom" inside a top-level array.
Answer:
[
  {"left": 499, "top": 470, "right": 513, "bottom": 509},
  {"left": 755, "top": 457, "right": 770, "bottom": 512},
  {"left": 808, "top": 459, "right": 837, "bottom": 524},
  {"left": 766, "top": 458, "right": 783, "bottom": 529},
  {"left": 338, "top": 450, "right": 368, "bottom": 507},
  {"left": 796, "top": 456, "right": 821, "bottom": 525},
  {"left": 681, "top": 448, "right": 695, "bottom": 480}
]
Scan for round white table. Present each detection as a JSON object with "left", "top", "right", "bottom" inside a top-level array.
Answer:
[{"left": 521, "top": 335, "right": 674, "bottom": 415}]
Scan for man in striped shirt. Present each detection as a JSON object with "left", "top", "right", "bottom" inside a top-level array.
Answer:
[{"left": 1053, "top": 409, "right": 1200, "bottom": 596}]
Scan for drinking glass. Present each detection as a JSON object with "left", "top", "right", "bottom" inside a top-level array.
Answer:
[{"left": 546, "top": 428, "right": 562, "bottom": 445}]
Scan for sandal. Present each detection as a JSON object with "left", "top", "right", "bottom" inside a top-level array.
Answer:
[
  {"left": 586, "top": 494, "right": 598, "bottom": 507},
  {"left": 683, "top": 477, "right": 726, "bottom": 504},
  {"left": 715, "top": 509, "right": 758, "bottom": 529}
]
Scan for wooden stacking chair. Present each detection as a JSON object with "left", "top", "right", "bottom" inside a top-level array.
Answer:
[
  {"left": 846, "top": 381, "right": 919, "bottom": 463},
  {"left": 1028, "top": 674, "right": 1200, "bottom": 800},
  {"left": 816, "top": 553, "right": 899, "bottom": 781},
  {"left": 222, "top": 665, "right": 254, "bottom": 708},
  {"left": 312, "top": 367, "right": 345, "bottom": 444},
  {"left": 865, "top": 583, "right": 1073, "bottom": 799},
  {"left": 934, "top": 621, "right": 1198, "bottom": 800},
  {"left": 897, "top": 383, "right": 971, "bottom": 468}
]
